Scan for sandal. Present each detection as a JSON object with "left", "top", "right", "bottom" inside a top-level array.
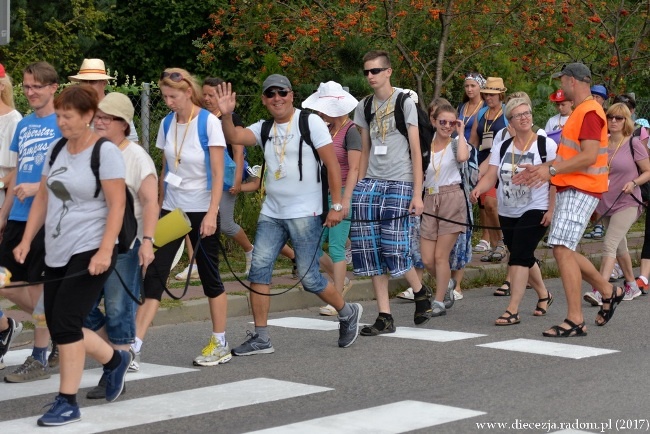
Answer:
[
  {"left": 583, "top": 224, "right": 604, "bottom": 239},
  {"left": 493, "top": 281, "right": 511, "bottom": 296},
  {"left": 534, "top": 291, "right": 554, "bottom": 316},
  {"left": 542, "top": 318, "right": 587, "bottom": 337},
  {"left": 595, "top": 286, "right": 624, "bottom": 326},
  {"left": 481, "top": 245, "right": 507, "bottom": 262},
  {"left": 495, "top": 310, "right": 520, "bottom": 326},
  {"left": 473, "top": 239, "right": 491, "bottom": 253}
]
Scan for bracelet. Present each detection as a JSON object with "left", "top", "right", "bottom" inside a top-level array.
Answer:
[
  {"left": 633, "top": 181, "right": 638, "bottom": 187},
  {"left": 142, "top": 236, "right": 154, "bottom": 243}
]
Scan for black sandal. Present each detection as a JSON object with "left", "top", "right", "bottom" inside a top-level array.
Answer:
[
  {"left": 542, "top": 318, "right": 587, "bottom": 337},
  {"left": 493, "top": 281, "right": 511, "bottom": 296},
  {"left": 534, "top": 291, "right": 553, "bottom": 316},
  {"left": 596, "top": 286, "right": 624, "bottom": 326},
  {"left": 495, "top": 310, "right": 520, "bottom": 326}
]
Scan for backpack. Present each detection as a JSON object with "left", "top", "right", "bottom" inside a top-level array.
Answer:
[
  {"left": 49, "top": 138, "right": 138, "bottom": 254},
  {"left": 363, "top": 91, "right": 433, "bottom": 175},
  {"left": 627, "top": 135, "right": 650, "bottom": 203},
  {"left": 163, "top": 108, "right": 243, "bottom": 191},
  {"left": 259, "top": 110, "right": 329, "bottom": 223}
]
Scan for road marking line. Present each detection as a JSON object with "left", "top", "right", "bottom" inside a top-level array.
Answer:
[
  {"left": 2, "top": 348, "right": 33, "bottom": 367},
  {"left": 246, "top": 400, "right": 485, "bottom": 433},
  {"left": 0, "top": 378, "right": 332, "bottom": 433},
  {"left": 477, "top": 338, "right": 619, "bottom": 359},
  {"left": 381, "top": 327, "right": 486, "bottom": 342},
  {"left": 267, "top": 317, "right": 340, "bottom": 331},
  {"left": 0, "top": 363, "right": 197, "bottom": 402}
]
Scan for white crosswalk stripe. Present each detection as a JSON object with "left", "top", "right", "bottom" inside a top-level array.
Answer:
[
  {"left": 477, "top": 338, "right": 619, "bottom": 359},
  {"left": 245, "top": 400, "right": 486, "bottom": 433}
]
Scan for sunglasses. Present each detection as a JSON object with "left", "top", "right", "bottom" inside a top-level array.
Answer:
[
  {"left": 437, "top": 119, "right": 460, "bottom": 127},
  {"left": 606, "top": 115, "right": 625, "bottom": 122},
  {"left": 363, "top": 67, "right": 389, "bottom": 76},
  {"left": 160, "top": 71, "right": 188, "bottom": 83},
  {"left": 263, "top": 88, "right": 291, "bottom": 98}
]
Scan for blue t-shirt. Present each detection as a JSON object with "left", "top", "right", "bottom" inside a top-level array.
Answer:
[{"left": 9, "top": 113, "right": 61, "bottom": 221}]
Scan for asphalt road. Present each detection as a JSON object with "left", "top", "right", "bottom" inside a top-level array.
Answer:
[{"left": 1, "top": 275, "right": 648, "bottom": 433}]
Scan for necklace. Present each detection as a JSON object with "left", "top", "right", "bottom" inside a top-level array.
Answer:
[
  {"left": 510, "top": 132, "right": 535, "bottom": 172},
  {"left": 272, "top": 110, "right": 295, "bottom": 179},
  {"left": 607, "top": 135, "right": 627, "bottom": 171},
  {"left": 431, "top": 133, "right": 450, "bottom": 186},
  {"left": 174, "top": 104, "right": 196, "bottom": 169},
  {"left": 374, "top": 88, "right": 396, "bottom": 143},
  {"left": 330, "top": 118, "right": 350, "bottom": 139}
]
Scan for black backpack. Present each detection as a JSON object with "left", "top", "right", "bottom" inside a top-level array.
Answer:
[
  {"left": 259, "top": 110, "right": 329, "bottom": 223},
  {"left": 363, "top": 91, "right": 433, "bottom": 175},
  {"left": 49, "top": 137, "right": 138, "bottom": 254}
]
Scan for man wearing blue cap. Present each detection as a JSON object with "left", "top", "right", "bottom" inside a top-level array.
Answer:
[{"left": 590, "top": 84, "right": 608, "bottom": 106}]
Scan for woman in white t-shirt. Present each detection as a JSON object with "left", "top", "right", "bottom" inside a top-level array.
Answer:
[
  {"left": 135, "top": 68, "right": 229, "bottom": 368},
  {"left": 470, "top": 97, "right": 557, "bottom": 326},
  {"left": 0, "top": 64, "right": 22, "bottom": 208},
  {"left": 420, "top": 104, "right": 469, "bottom": 318}
]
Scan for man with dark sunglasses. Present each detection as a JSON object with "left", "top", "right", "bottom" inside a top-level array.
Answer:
[
  {"left": 216, "top": 74, "right": 363, "bottom": 354},
  {"left": 513, "top": 62, "right": 622, "bottom": 336},
  {"left": 350, "top": 50, "right": 429, "bottom": 336}
]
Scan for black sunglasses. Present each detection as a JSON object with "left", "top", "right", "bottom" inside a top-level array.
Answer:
[
  {"left": 160, "top": 71, "right": 188, "bottom": 83},
  {"left": 606, "top": 115, "right": 625, "bottom": 122},
  {"left": 263, "top": 88, "right": 291, "bottom": 98},
  {"left": 363, "top": 67, "right": 389, "bottom": 76}
]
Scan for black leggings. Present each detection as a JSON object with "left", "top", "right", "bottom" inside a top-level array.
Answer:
[
  {"left": 44, "top": 248, "right": 117, "bottom": 345},
  {"left": 499, "top": 209, "right": 547, "bottom": 268},
  {"left": 642, "top": 209, "right": 650, "bottom": 259},
  {"left": 143, "top": 210, "right": 224, "bottom": 301}
]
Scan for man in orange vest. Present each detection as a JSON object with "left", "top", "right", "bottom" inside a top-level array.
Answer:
[{"left": 513, "top": 63, "right": 624, "bottom": 336}]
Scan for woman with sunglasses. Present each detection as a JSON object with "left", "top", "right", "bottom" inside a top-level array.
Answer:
[
  {"left": 134, "top": 68, "right": 229, "bottom": 368},
  {"left": 420, "top": 104, "right": 469, "bottom": 317},
  {"left": 583, "top": 103, "right": 650, "bottom": 306},
  {"left": 470, "top": 97, "right": 557, "bottom": 325}
]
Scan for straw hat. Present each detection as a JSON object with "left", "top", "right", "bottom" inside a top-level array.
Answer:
[
  {"left": 480, "top": 77, "right": 507, "bottom": 94},
  {"left": 69, "top": 59, "right": 115, "bottom": 82},
  {"left": 301, "top": 81, "right": 359, "bottom": 117},
  {"left": 98, "top": 93, "right": 134, "bottom": 124}
]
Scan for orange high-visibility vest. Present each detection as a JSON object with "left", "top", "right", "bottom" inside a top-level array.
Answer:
[{"left": 552, "top": 99, "right": 608, "bottom": 193}]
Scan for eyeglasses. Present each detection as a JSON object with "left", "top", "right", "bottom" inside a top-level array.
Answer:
[
  {"left": 22, "top": 84, "right": 51, "bottom": 92},
  {"left": 263, "top": 88, "right": 291, "bottom": 98},
  {"left": 94, "top": 114, "right": 120, "bottom": 125},
  {"left": 160, "top": 71, "right": 188, "bottom": 83},
  {"left": 606, "top": 115, "right": 625, "bottom": 122},
  {"left": 363, "top": 67, "right": 389, "bottom": 76},
  {"left": 511, "top": 110, "right": 532, "bottom": 120},
  {"left": 437, "top": 119, "right": 459, "bottom": 127}
]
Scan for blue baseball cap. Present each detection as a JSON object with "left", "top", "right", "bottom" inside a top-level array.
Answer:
[{"left": 590, "top": 84, "right": 607, "bottom": 99}]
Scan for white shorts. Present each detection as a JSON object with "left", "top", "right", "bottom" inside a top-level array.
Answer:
[{"left": 547, "top": 188, "right": 599, "bottom": 251}]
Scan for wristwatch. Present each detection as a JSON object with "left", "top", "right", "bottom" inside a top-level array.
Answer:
[
  {"left": 142, "top": 236, "right": 155, "bottom": 244},
  {"left": 331, "top": 203, "right": 343, "bottom": 212},
  {"left": 549, "top": 166, "right": 557, "bottom": 177}
]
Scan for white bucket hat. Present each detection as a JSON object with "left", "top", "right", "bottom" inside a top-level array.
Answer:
[
  {"left": 98, "top": 92, "right": 134, "bottom": 124},
  {"left": 302, "top": 81, "right": 358, "bottom": 117},
  {"left": 69, "top": 58, "right": 115, "bottom": 82}
]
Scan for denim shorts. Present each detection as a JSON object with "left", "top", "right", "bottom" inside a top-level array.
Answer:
[
  {"left": 249, "top": 214, "right": 328, "bottom": 294},
  {"left": 84, "top": 239, "right": 141, "bottom": 345}
]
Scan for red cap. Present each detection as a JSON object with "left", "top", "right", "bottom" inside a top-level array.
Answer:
[
  {"left": 0, "top": 64, "right": 5, "bottom": 78},
  {"left": 549, "top": 89, "right": 566, "bottom": 102}
]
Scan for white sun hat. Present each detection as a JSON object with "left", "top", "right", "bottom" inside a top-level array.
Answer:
[
  {"left": 302, "top": 81, "right": 359, "bottom": 117},
  {"left": 69, "top": 58, "right": 115, "bottom": 82}
]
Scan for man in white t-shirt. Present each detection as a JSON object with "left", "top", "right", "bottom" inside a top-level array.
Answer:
[
  {"left": 545, "top": 89, "right": 573, "bottom": 133},
  {"left": 216, "top": 74, "right": 362, "bottom": 354}
]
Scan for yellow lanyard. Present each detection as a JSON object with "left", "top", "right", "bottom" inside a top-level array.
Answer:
[
  {"left": 174, "top": 105, "right": 195, "bottom": 170},
  {"left": 374, "top": 88, "right": 396, "bottom": 143},
  {"left": 510, "top": 132, "right": 535, "bottom": 172},
  {"left": 272, "top": 110, "right": 295, "bottom": 166},
  {"left": 483, "top": 107, "right": 503, "bottom": 134},
  {"left": 331, "top": 118, "right": 350, "bottom": 139},
  {"left": 607, "top": 136, "right": 626, "bottom": 171},
  {"left": 432, "top": 136, "right": 450, "bottom": 185},
  {"left": 462, "top": 100, "right": 483, "bottom": 121}
]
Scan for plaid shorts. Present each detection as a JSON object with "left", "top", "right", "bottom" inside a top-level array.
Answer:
[
  {"left": 350, "top": 178, "right": 414, "bottom": 277},
  {"left": 547, "top": 188, "right": 599, "bottom": 251}
]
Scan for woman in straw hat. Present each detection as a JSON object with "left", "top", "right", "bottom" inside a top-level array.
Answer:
[
  {"left": 0, "top": 64, "right": 22, "bottom": 209},
  {"left": 302, "top": 81, "right": 361, "bottom": 316},
  {"left": 469, "top": 76, "right": 508, "bottom": 263}
]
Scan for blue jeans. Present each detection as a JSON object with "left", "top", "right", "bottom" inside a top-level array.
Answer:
[
  {"left": 84, "top": 239, "right": 141, "bottom": 345},
  {"left": 248, "top": 214, "right": 328, "bottom": 294}
]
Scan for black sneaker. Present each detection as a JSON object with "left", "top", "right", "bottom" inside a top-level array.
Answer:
[
  {"left": 413, "top": 284, "right": 433, "bottom": 325},
  {"left": 338, "top": 303, "right": 363, "bottom": 348},
  {"left": 360, "top": 315, "right": 396, "bottom": 336}
]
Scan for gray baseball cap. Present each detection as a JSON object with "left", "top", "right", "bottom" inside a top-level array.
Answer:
[
  {"left": 552, "top": 63, "right": 591, "bottom": 82},
  {"left": 262, "top": 74, "right": 292, "bottom": 92}
]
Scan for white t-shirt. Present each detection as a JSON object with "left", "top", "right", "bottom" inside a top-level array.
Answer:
[
  {"left": 0, "top": 110, "right": 22, "bottom": 206},
  {"left": 544, "top": 114, "right": 570, "bottom": 132},
  {"left": 423, "top": 139, "right": 471, "bottom": 189},
  {"left": 122, "top": 141, "right": 158, "bottom": 241},
  {"left": 489, "top": 135, "right": 558, "bottom": 218},
  {"left": 492, "top": 127, "right": 547, "bottom": 152},
  {"left": 156, "top": 112, "right": 226, "bottom": 212},
  {"left": 248, "top": 109, "right": 332, "bottom": 219}
]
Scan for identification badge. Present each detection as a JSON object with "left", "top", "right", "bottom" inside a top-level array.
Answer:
[
  {"left": 374, "top": 145, "right": 388, "bottom": 155},
  {"left": 426, "top": 186, "right": 439, "bottom": 195},
  {"left": 164, "top": 171, "right": 182, "bottom": 187},
  {"left": 480, "top": 131, "right": 494, "bottom": 152},
  {"left": 274, "top": 163, "right": 287, "bottom": 180}
]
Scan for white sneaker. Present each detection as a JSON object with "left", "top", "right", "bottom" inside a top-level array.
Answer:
[
  {"left": 128, "top": 347, "right": 140, "bottom": 372},
  {"left": 610, "top": 263, "right": 623, "bottom": 281},
  {"left": 193, "top": 336, "right": 232, "bottom": 366},
  {"left": 396, "top": 287, "right": 414, "bottom": 301},
  {"left": 319, "top": 304, "right": 337, "bottom": 316},
  {"left": 623, "top": 282, "right": 642, "bottom": 301},
  {"left": 175, "top": 264, "right": 199, "bottom": 281},
  {"left": 453, "top": 290, "right": 464, "bottom": 300},
  {"left": 583, "top": 290, "right": 603, "bottom": 306}
]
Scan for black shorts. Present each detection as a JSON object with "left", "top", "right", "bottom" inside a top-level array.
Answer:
[{"left": 0, "top": 221, "right": 46, "bottom": 282}]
